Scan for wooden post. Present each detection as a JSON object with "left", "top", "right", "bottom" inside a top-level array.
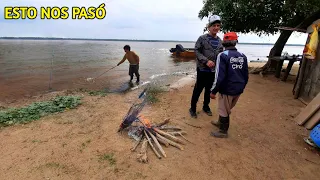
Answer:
[
  {"left": 275, "top": 60, "right": 284, "bottom": 78},
  {"left": 282, "top": 60, "right": 295, "bottom": 81},
  {"left": 294, "top": 57, "right": 307, "bottom": 99},
  {"left": 293, "top": 34, "right": 311, "bottom": 99}
]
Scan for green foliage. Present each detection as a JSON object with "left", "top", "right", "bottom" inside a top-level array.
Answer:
[
  {"left": 0, "top": 96, "right": 81, "bottom": 127},
  {"left": 199, "top": 0, "right": 320, "bottom": 35},
  {"left": 78, "top": 88, "right": 108, "bottom": 97},
  {"left": 146, "top": 86, "right": 166, "bottom": 103},
  {"left": 88, "top": 90, "right": 107, "bottom": 97},
  {"left": 98, "top": 153, "right": 116, "bottom": 166}
]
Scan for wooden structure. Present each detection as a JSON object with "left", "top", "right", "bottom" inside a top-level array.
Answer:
[
  {"left": 295, "top": 92, "right": 320, "bottom": 130},
  {"left": 278, "top": 20, "right": 320, "bottom": 130},
  {"left": 267, "top": 55, "right": 303, "bottom": 81},
  {"left": 293, "top": 19, "right": 320, "bottom": 103}
]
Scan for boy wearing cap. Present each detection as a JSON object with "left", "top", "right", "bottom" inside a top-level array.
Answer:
[
  {"left": 189, "top": 15, "right": 224, "bottom": 118},
  {"left": 210, "top": 32, "right": 249, "bottom": 138}
]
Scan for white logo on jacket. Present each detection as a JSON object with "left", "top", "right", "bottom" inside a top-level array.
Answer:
[{"left": 230, "top": 57, "right": 244, "bottom": 69}]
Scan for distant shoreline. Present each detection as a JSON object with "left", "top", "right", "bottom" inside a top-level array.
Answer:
[{"left": 0, "top": 37, "right": 305, "bottom": 46}]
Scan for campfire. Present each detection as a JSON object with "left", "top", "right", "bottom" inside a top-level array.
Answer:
[{"left": 118, "top": 88, "right": 191, "bottom": 163}]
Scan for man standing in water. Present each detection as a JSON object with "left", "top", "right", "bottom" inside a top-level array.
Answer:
[
  {"left": 189, "top": 15, "right": 223, "bottom": 118},
  {"left": 117, "top": 45, "right": 140, "bottom": 84},
  {"left": 210, "top": 32, "right": 249, "bottom": 138}
]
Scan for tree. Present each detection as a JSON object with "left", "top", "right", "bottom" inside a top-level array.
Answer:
[{"left": 199, "top": 0, "right": 320, "bottom": 74}]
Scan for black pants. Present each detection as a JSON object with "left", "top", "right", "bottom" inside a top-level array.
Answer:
[
  {"left": 129, "top": 64, "right": 140, "bottom": 82},
  {"left": 190, "top": 69, "right": 215, "bottom": 112}
]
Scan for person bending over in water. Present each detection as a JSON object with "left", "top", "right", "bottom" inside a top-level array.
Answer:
[{"left": 117, "top": 45, "right": 140, "bottom": 84}]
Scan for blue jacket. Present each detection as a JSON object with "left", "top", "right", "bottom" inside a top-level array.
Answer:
[{"left": 211, "top": 47, "right": 249, "bottom": 96}]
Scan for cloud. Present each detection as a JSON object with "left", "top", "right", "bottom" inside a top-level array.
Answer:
[{"left": 0, "top": 0, "right": 309, "bottom": 44}]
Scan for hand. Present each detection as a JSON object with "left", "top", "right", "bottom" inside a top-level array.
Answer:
[
  {"left": 206, "top": 60, "right": 215, "bottom": 68},
  {"left": 210, "top": 93, "right": 216, "bottom": 99}
]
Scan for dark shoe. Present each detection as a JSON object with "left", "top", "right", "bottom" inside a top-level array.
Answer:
[
  {"left": 136, "top": 81, "right": 140, "bottom": 84},
  {"left": 203, "top": 108, "right": 212, "bottom": 116},
  {"left": 189, "top": 108, "right": 197, "bottom": 118},
  {"left": 211, "top": 130, "right": 228, "bottom": 138}
]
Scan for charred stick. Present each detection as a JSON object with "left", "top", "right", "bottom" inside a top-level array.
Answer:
[
  {"left": 159, "top": 126, "right": 182, "bottom": 131},
  {"left": 131, "top": 134, "right": 144, "bottom": 152}
]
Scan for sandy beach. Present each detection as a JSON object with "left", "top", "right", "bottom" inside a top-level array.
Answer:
[{"left": 0, "top": 62, "right": 319, "bottom": 180}]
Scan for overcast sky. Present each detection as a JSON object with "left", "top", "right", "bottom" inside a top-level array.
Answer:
[{"left": 0, "top": 0, "right": 308, "bottom": 44}]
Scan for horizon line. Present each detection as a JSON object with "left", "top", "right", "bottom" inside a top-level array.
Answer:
[{"left": 0, "top": 36, "right": 305, "bottom": 46}]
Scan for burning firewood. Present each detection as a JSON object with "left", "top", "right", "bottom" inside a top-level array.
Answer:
[{"left": 118, "top": 88, "right": 191, "bottom": 163}]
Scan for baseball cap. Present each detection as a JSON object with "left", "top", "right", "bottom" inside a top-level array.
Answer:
[
  {"left": 208, "top": 15, "right": 221, "bottom": 25},
  {"left": 223, "top": 32, "right": 238, "bottom": 41}
]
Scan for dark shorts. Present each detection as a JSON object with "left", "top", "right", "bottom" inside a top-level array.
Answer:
[{"left": 129, "top": 64, "right": 140, "bottom": 76}]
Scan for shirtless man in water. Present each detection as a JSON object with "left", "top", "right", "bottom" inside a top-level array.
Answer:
[{"left": 117, "top": 45, "right": 140, "bottom": 83}]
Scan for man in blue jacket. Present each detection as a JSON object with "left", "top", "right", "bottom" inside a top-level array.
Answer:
[{"left": 210, "top": 32, "right": 249, "bottom": 138}]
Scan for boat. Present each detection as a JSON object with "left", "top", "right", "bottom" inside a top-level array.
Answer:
[{"left": 170, "top": 44, "right": 196, "bottom": 58}]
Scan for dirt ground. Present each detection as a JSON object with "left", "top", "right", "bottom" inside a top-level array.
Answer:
[{"left": 1, "top": 70, "right": 320, "bottom": 180}]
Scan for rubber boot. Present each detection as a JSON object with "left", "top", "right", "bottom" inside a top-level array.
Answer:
[
  {"left": 211, "top": 116, "right": 222, "bottom": 128},
  {"left": 211, "top": 116, "right": 229, "bottom": 138}
]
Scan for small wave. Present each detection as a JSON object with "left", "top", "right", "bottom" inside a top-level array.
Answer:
[
  {"left": 129, "top": 71, "right": 194, "bottom": 91},
  {"left": 149, "top": 71, "right": 192, "bottom": 79},
  {"left": 130, "top": 81, "right": 151, "bottom": 90},
  {"left": 149, "top": 73, "right": 168, "bottom": 79}
]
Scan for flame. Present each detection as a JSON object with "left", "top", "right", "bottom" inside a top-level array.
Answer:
[{"left": 138, "top": 115, "right": 151, "bottom": 128}]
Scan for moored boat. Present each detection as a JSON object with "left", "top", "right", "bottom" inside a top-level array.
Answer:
[{"left": 170, "top": 44, "right": 196, "bottom": 58}]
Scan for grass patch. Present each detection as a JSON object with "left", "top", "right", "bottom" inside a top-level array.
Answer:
[
  {"left": 88, "top": 90, "right": 107, "bottom": 97},
  {"left": 0, "top": 96, "right": 81, "bottom": 127},
  {"left": 78, "top": 88, "right": 108, "bottom": 97},
  {"left": 98, "top": 153, "right": 116, "bottom": 166},
  {"left": 79, "top": 139, "right": 91, "bottom": 153},
  {"left": 45, "top": 162, "right": 66, "bottom": 169},
  {"left": 145, "top": 86, "right": 166, "bottom": 103}
]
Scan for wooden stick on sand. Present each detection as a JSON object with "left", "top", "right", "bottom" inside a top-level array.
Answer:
[
  {"left": 144, "top": 130, "right": 162, "bottom": 159},
  {"left": 147, "top": 130, "right": 167, "bottom": 158},
  {"left": 153, "top": 128, "right": 185, "bottom": 145},
  {"left": 131, "top": 135, "right": 144, "bottom": 152},
  {"left": 169, "top": 132, "right": 195, "bottom": 145},
  {"left": 156, "top": 133, "right": 184, "bottom": 150},
  {"left": 137, "top": 138, "right": 148, "bottom": 163}
]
